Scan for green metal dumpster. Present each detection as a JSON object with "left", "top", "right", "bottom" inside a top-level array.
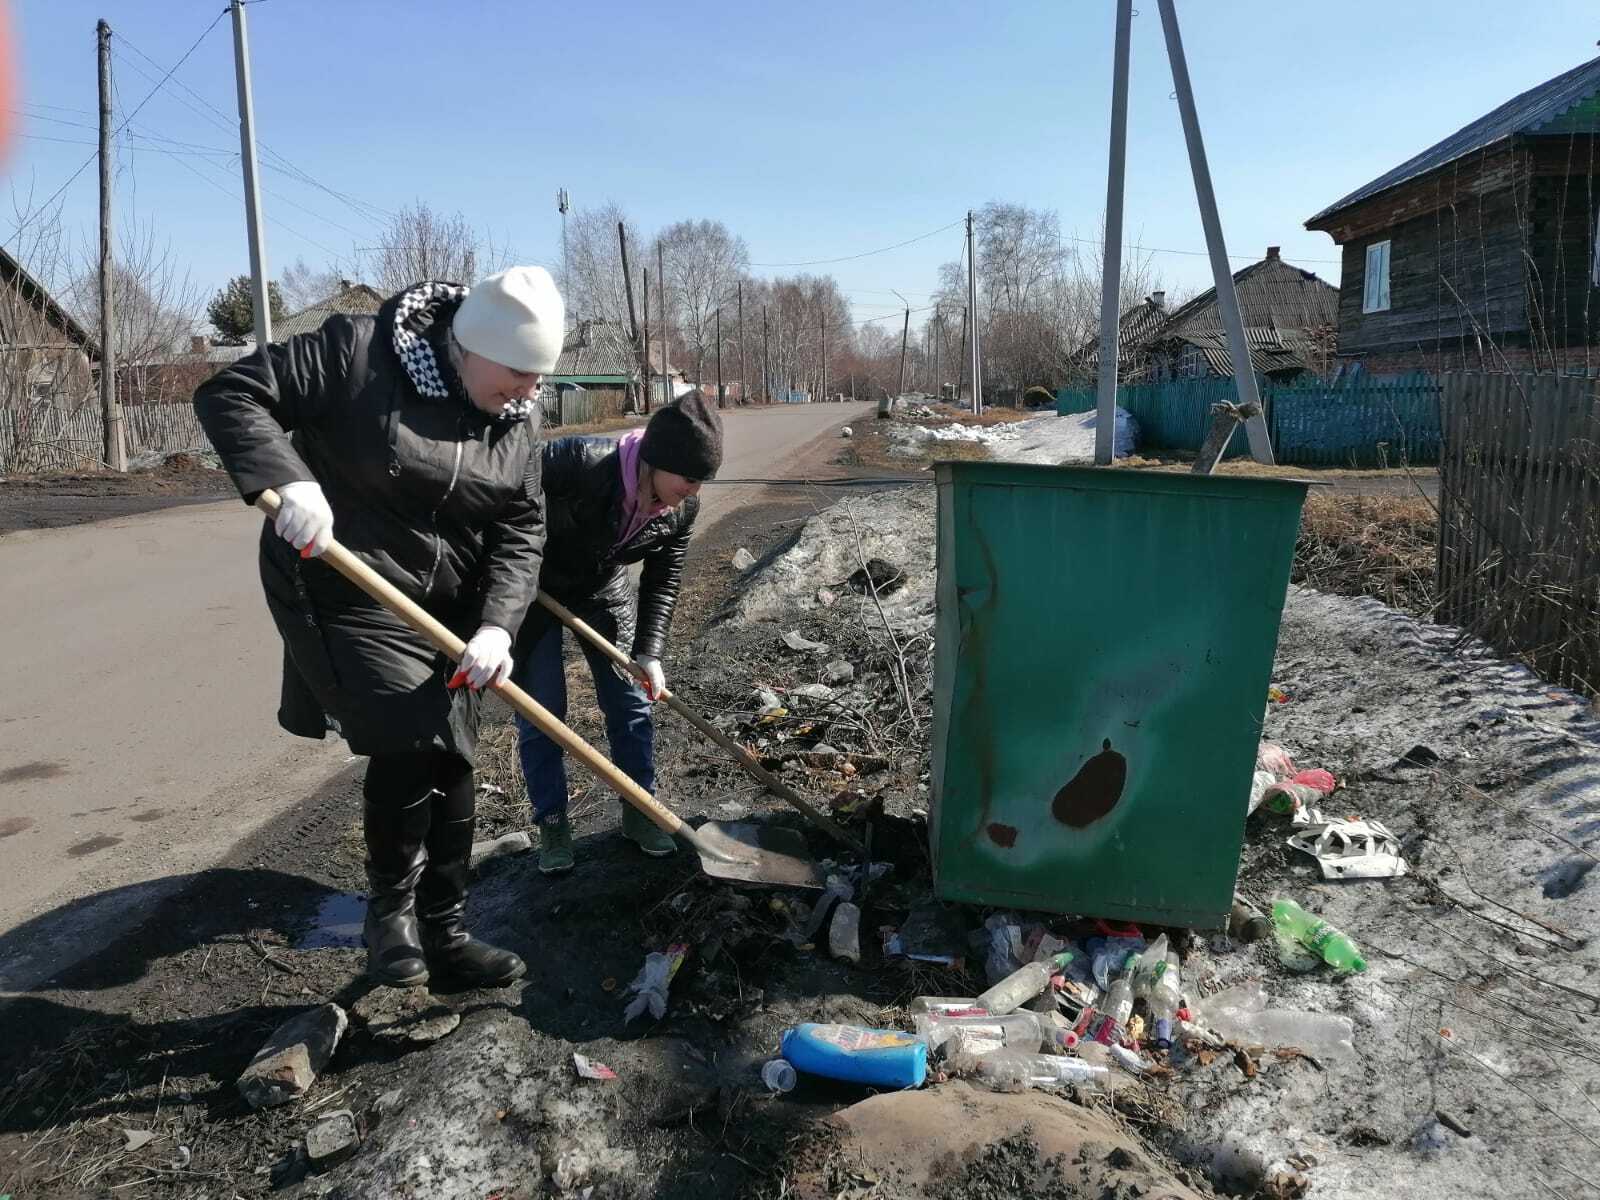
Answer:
[{"left": 929, "top": 462, "right": 1308, "bottom": 928}]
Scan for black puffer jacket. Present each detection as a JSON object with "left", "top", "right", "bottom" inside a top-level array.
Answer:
[
  {"left": 194, "top": 285, "right": 544, "bottom": 762},
  {"left": 517, "top": 435, "right": 696, "bottom": 660}
]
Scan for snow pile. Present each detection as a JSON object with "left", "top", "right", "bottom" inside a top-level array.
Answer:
[
  {"left": 987, "top": 408, "right": 1139, "bottom": 465},
  {"left": 888, "top": 422, "right": 1022, "bottom": 456}
]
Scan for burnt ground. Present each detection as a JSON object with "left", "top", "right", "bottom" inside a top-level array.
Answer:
[{"left": 0, "top": 455, "right": 237, "bottom": 534}]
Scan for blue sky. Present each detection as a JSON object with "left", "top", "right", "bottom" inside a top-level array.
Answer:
[{"left": 8, "top": 0, "right": 1599, "bottom": 328}]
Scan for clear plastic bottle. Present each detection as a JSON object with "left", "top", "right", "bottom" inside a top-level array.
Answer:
[
  {"left": 908, "top": 996, "right": 988, "bottom": 1017},
  {"left": 761, "top": 1058, "right": 798, "bottom": 1093},
  {"left": 1149, "top": 951, "right": 1182, "bottom": 1048},
  {"left": 1202, "top": 1007, "right": 1356, "bottom": 1060},
  {"left": 1271, "top": 899, "right": 1367, "bottom": 973},
  {"left": 976, "top": 1051, "right": 1109, "bottom": 1091},
  {"left": 1131, "top": 934, "right": 1170, "bottom": 1002},
  {"left": 976, "top": 951, "right": 1074, "bottom": 1016},
  {"left": 913, "top": 1010, "right": 1045, "bottom": 1052},
  {"left": 1093, "top": 953, "right": 1138, "bottom": 1043}
]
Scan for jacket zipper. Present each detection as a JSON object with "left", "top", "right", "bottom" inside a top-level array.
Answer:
[{"left": 422, "top": 422, "right": 466, "bottom": 597}]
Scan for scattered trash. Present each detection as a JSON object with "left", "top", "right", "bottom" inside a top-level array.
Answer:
[
  {"left": 816, "top": 587, "right": 838, "bottom": 607},
  {"left": 908, "top": 996, "right": 988, "bottom": 1017},
  {"left": 171, "top": 1145, "right": 191, "bottom": 1170},
  {"left": 914, "top": 1011, "right": 1044, "bottom": 1059},
  {"left": 845, "top": 558, "right": 905, "bottom": 596},
  {"left": 1436, "top": 1109, "right": 1473, "bottom": 1138},
  {"left": 623, "top": 944, "right": 688, "bottom": 1023},
  {"left": 731, "top": 547, "right": 756, "bottom": 571},
  {"left": 975, "top": 1051, "right": 1109, "bottom": 1091},
  {"left": 1257, "top": 742, "right": 1297, "bottom": 777},
  {"left": 781, "top": 629, "right": 830, "bottom": 653},
  {"left": 840, "top": 426, "right": 853, "bottom": 438},
  {"left": 237, "top": 1003, "right": 347, "bottom": 1109},
  {"left": 715, "top": 800, "right": 752, "bottom": 821},
  {"left": 1110, "top": 1044, "right": 1155, "bottom": 1075},
  {"left": 883, "top": 900, "right": 968, "bottom": 969},
  {"left": 1272, "top": 898, "right": 1368, "bottom": 973},
  {"left": 799, "top": 875, "right": 853, "bottom": 944},
  {"left": 1397, "top": 744, "right": 1440, "bottom": 768},
  {"left": 1288, "top": 818, "right": 1409, "bottom": 880},
  {"left": 828, "top": 901, "right": 862, "bottom": 963},
  {"left": 1268, "top": 685, "right": 1290, "bottom": 703},
  {"left": 753, "top": 687, "right": 782, "bottom": 713},
  {"left": 122, "top": 1129, "right": 156, "bottom": 1152},
  {"left": 781, "top": 1023, "right": 928, "bottom": 1089},
  {"left": 573, "top": 1053, "right": 618, "bottom": 1082},
  {"left": 761, "top": 1058, "right": 798, "bottom": 1093},
  {"left": 1197, "top": 988, "right": 1357, "bottom": 1060},
  {"left": 304, "top": 1109, "right": 359, "bottom": 1170},
  {"left": 789, "top": 682, "right": 836, "bottom": 702},
  {"left": 1229, "top": 894, "right": 1274, "bottom": 942},
  {"left": 823, "top": 659, "right": 855, "bottom": 685}
]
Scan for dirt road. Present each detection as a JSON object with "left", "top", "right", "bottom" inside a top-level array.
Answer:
[{"left": 0, "top": 401, "right": 874, "bottom": 989}]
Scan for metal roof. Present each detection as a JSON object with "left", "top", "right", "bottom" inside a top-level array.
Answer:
[
  {"left": 0, "top": 244, "right": 99, "bottom": 357},
  {"left": 1309, "top": 55, "right": 1600, "bottom": 225},
  {"left": 551, "top": 320, "right": 637, "bottom": 381},
  {"left": 1173, "top": 328, "right": 1310, "bottom": 378},
  {"left": 274, "top": 283, "right": 385, "bottom": 339}
]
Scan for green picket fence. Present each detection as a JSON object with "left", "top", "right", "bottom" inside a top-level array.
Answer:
[{"left": 1056, "top": 374, "right": 1442, "bottom": 466}]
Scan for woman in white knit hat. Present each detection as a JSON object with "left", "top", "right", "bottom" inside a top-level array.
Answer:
[{"left": 195, "top": 267, "right": 563, "bottom": 991}]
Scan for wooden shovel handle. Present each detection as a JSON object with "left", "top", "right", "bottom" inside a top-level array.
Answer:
[
  {"left": 537, "top": 591, "right": 867, "bottom": 856},
  {"left": 253, "top": 489, "right": 725, "bottom": 858}
]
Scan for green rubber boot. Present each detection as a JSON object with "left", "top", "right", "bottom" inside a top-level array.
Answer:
[
  {"left": 621, "top": 804, "right": 677, "bottom": 857},
  {"left": 538, "top": 812, "right": 575, "bottom": 875}
]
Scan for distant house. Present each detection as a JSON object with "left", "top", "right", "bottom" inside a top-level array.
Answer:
[
  {"left": 1306, "top": 55, "right": 1600, "bottom": 375},
  {"left": 547, "top": 319, "right": 639, "bottom": 421},
  {"left": 1081, "top": 249, "right": 1337, "bottom": 383},
  {"left": 0, "top": 244, "right": 98, "bottom": 404},
  {"left": 273, "top": 281, "right": 384, "bottom": 340}
]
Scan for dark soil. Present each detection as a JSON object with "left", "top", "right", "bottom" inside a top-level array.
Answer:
[
  {"left": 0, "top": 456, "right": 236, "bottom": 533},
  {"left": 929, "top": 1131, "right": 1079, "bottom": 1200}
]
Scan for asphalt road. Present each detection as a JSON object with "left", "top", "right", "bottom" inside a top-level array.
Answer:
[{"left": 0, "top": 401, "right": 873, "bottom": 986}]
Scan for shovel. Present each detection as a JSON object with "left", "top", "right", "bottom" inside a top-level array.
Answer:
[
  {"left": 536, "top": 591, "right": 867, "bottom": 857},
  {"left": 253, "top": 489, "right": 821, "bottom": 888}
]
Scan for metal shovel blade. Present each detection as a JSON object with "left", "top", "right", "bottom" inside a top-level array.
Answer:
[{"left": 691, "top": 820, "right": 825, "bottom": 889}]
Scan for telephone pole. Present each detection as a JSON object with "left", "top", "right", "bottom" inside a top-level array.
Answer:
[
  {"left": 641, "top": 265, "right": 651, "bottom": 415},
  {"left": 956, "top": 307, "right": 968, "bottom": 402},
  {"left": 654, "top": 240, "right": 666, "bottom": 413},
  {"left": 96, "top": 19, "right": 126, "bottom": 471},
  {"left": 715, "top": 307, "right": 723, "bottom": 406},
  {"left": 820, "top": 312, "right": 827, "bottom": 403},
  {"left": 762, "top": 305, "right": 771, "bottom": 403},
  {"left": 932, "top": 306, "right": 941, "bottom": 402},
  {"left": 229, "top": 0, "right": 271, "bottom": 348},
  {"left": 737, "top": 281, "right": 746, "bottom": 406},
  {"left": 557, "top": 188, "right": 571, "bottom": 315},
  {"left": 966, "top": 211, "right": 982, "bottom": 414},
  {"left": 894, "top": 289, "right": 910, "bottom": 397},
  {"left": 617, "top": 222, "right": 639, "bottom": 345}
]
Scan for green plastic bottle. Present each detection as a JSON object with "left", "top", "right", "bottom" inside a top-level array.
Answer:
[{"left": 1272, "top": 899, "right": 1367, "bottom": 973}]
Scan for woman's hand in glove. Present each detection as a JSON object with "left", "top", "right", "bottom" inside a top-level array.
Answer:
[
  {"left": 449, "top": 626, "right": 514, "bottom": 691},
  {"left": 274, "top": 480, "right": 334, "bottom": 558},
  {"left": 633, "top": 654, "right": 666, "bottom": 701}
]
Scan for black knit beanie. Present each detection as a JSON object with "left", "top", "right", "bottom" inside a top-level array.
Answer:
[{"left": 639, "top": 389, "right": 724, "bottom": 480}]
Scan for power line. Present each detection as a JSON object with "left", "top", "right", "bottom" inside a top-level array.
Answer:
[
  {"left": 750, "top": 219, "right": 964, "bottom": 267},
  {"left": 10, "top": 9, "right": 227, "bottom": 233}
]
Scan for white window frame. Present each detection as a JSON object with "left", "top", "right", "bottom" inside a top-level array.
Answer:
[{"left": 1362, "top": 239, "right": 1392, "bottom": 314}]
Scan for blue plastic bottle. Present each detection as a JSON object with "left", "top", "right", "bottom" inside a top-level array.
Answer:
[{"left": 780, "top": 1023, "right": 928, "bottom": 1089}]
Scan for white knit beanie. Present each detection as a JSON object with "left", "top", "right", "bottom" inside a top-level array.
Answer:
[{"left": 451, "top": 266, "right": 566, "bottom": 374}]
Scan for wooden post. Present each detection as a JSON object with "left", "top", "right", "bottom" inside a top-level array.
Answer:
[
  {"left": 617, "top": 221, "right": 639, "bottom": 346},
  {"left": 96, "top": 19, "right": 126, "bottom": 471},
  {"left": 653, "top": 241, "right": 666, "bottom": 413},
  {"left": 762, "top": 304, "right": 771, "bottom": 402},
  {"left": 897, "top": 305, "right": 909, "bottom": 397},
  {"left": 821, "top": 311, "right": 828, "bottom": 403},
  {"left": 641, "top": 265, "right": 651, "bottom": 415},
  {"left": 933, "top": 306, "right": 941, "bottom": 401},
  {"left": 715, "top": 307, "right": 723, "bottom": 407},
  {"left": 737, "top": 281, "right": 746, "bottom": 406},
  {"left": 956, "top": 306, "right": 969, "bottom": 401}
]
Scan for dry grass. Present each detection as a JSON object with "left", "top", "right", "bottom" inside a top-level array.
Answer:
[
  {"left": 1117, "top": 450, "right": 1438, "bottom": 486},
  {"left": 546, "top": 413, "right": 641, "bottom": 437},
  {"left": 1293, "top": 493, "right": 1438, "bottom": 615}
]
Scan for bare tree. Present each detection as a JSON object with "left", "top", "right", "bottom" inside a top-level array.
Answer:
[
  {"left": 360, "top": 202, "right": 508, "bottom": 293},
  {"left": 654, "top": 220, "right": 748, "bottom": 383},
  {"left": 562, "top": 200, "right": 637, "bottom": 333},
  {"left": 278, "top": 255, "right": 344, "bottom": 312}
]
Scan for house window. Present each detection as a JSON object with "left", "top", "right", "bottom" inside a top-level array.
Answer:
[{"left": 1362, "top": 240, "right": 1391, "bottom": 313}]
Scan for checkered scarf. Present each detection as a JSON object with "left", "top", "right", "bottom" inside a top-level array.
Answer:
[{"left": 391, "top": 281, "right": 540, "bottom": 423}]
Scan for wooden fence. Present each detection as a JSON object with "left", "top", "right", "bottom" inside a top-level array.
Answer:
[
  {"left": 1438, "top": 372, "right": 1600, "bottom": 695},
  {"left": 0, "top": 398, "right": 212, "bottom": 474}
]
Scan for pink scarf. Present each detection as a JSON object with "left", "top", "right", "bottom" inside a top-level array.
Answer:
[{"left": 614, "top": 429, "right": 669, "bottom": 549}]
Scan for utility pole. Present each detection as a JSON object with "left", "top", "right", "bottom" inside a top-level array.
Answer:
[
  {"left": 557, "top": 188, "right": 571, "bottom": 317},
  {"left": 933, "top": 306, "right": 941, "bottom": 402},
  {"left": 617, "top": 222, "right": 639, "bottom": 346},
  {"left": 737, "top": 281, "right": 746, "bottom": 406},
  {"left": 957, "top": 307, "right": 969, "bottom": 401},
  {"left": 715, "top": 307, "right": 723, "bottom": 406},
  {"left": 1156, "top": 0, "right": 1272, "bottom": 463},
  {"left": 641, "top": 265, "right": 651, "bottom": 415},
  {"left": 820, "top": 312, "right": 827, "bottom": 403},
  {"left": 230, "top": 0, "right": 271, "bottom": 348},
  {"left": 96, "top": 19, "right": 125, "bottom": 472},
  {"left": 761, "top": 305, "right": 771, "bottom": 402},
  {"left": 1093, "top": 0, "right": 1132, "bottom": 463},
  {"left": 654, "top": 240, "right": 666, "bottom": 413},
  {"left": 966, "top": 211, "right": 982, "bottom": 414},
  {"left": 894, "top": 289, "right": 910, "bottom": 398}
]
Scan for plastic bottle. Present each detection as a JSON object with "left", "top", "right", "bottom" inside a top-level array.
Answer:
[
  {"left": 780, "top": 1023, "right": 927, "bottom": 1089},
  {"left": 1228, "top": 895, "right": 1273, "bottom": 943},
  {"left": 1149, "top": 951, "right": 1182, "bottom": 1049},
  {"left": 976, "top": 951, "right": 1074, "bottom": 1016},
  {"left": 1086, "top": 935, "right": 1145, "bottom": 989},
  {"left": 761, "top": 1059, "right": 798, "bottom": 1093},
  {"left": 976, "top": 1051, "right": 1110, "bottom": 1091},
  {"left": 1271, "top": 899, "right": 1367, "bottom": 973},
  {"left": 912, "top": 1011, "right": 1044, "bottom": 1054},
  {"left": 908, "top": 996, "right": 988, "bottom": 1018},
  {"left": 1093, "top": 954, "right": 1138, "bottom": 1044},
  {"left": 1131, "top": 934, "right": 1170, "bottom": 1001},
  {"left": 1200, "top": 1008, "right": 1356, "bottom": 1061}
]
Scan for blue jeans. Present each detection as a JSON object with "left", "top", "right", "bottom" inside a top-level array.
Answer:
[{"left": 513, "top": 623, "right": 655, "bottom": 821}]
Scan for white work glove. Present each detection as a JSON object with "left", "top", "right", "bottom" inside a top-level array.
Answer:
[
  {"left": 633, "top": 654, "right": 666, "bottom": 701},
  {"left": 450, "top": 625, "right": 513, "bottom": 692},
  {"left": 273, "top": 480, "right": 334, "bottom": 558}
]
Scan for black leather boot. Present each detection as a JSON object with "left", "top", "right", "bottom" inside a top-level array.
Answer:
[
  {"left": 362, "top": 791, "right": 430, "bottom": 988},
  {"left": 416, "top": 778, "right": 526, "bottom": 988}
]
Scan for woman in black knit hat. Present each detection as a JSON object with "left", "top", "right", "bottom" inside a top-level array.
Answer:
[{"left": 511, "top": 390, "right": 723, "bottom": 873}]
